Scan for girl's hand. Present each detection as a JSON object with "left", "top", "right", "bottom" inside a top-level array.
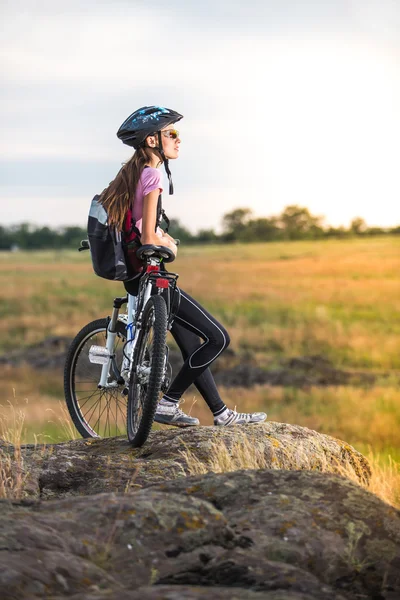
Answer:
[
  {"left": 159, "top": 230, "right": 176, "bottom": 244},
  {"left": 161, "top": 233, "right": 178, "bottom": 256}
]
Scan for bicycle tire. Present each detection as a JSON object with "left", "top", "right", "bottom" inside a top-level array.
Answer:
[
  {"left": 127, "top": 295, "right": 168, "bottom": 447},
  {"left": 64, "top": 318, "right": 128, "bottom": 438}
]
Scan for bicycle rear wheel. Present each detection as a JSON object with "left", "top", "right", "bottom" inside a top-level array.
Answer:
[
  {"left": 127, "top": 295, "right": 168, "bottom": 447},
  {"left": 64, "top": 318, "right": 127, "bottom": 438}
]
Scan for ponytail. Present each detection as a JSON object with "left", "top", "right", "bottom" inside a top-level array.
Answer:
[{"left": 99, "top": 146, "right": 163, "bottom": 231}]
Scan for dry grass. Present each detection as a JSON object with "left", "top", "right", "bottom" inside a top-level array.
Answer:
[
  {"left": 180, "top": 437, "right": 400, "bottom": 509},
  {"left": 1, "top": 239, "right": 400, "bottom": 369},
  {"left": 185, "top": 385, "right": 400, "bottom": 462},
  {"left": 0, "top": 397, "right": 28, "bottom": 499},
  {"left": 0, "top": 397, "right": 79, "bottom": 500},
  {"left": 366, "top": 452, "right": 400, "bottom": 508},
  {"left": 0, "top": 366, "right": 80, "bottom": 443}
]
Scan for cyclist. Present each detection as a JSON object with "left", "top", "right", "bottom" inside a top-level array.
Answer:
[{"left": 99, "top": 105, "right": 267, "bottom": 428}]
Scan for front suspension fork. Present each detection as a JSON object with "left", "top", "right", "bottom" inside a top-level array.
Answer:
[{"left": 98, "top": 305, "right": 120, "bottom": 388}]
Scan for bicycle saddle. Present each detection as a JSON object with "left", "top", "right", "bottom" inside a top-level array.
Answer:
[{"left": 136, "top": 244, "right": 176, "bottom": 263}]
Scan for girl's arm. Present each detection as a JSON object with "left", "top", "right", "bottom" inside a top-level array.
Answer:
[{"left": 141, "top": 189, "right": 177, "bottom": 254}]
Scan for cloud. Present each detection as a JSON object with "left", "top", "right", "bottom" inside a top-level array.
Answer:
[{"left": 1, "top": 0, "right": 400, "bottom": 230}]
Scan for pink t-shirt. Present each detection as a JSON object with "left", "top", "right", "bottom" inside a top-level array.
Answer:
[{"left": 132, "top": 167, "right": 164, "bottom": 237}]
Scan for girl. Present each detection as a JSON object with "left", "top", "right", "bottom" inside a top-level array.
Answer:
[{"left": 99, "top": 105, "right": 267, "bottom": 427}]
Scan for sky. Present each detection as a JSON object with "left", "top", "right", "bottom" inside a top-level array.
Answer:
[{"left": 1, "top": 0, "right": 399, "bottom": 232}]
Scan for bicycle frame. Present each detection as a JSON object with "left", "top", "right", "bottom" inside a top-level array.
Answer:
[{"left": 95, "top": 257, "right": 179, "bottom": 389}]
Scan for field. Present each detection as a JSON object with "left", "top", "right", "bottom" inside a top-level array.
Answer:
[{"left": 1, "top": 237, "right": 399, "bottom": 487}]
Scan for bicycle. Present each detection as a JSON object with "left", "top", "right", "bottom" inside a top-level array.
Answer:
[{"left": 64, "top": 240, "right": 180, "bottom": 447}]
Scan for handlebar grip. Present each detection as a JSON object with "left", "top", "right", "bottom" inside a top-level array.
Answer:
[{"left": 78, "top": 240, "right": 90, "bottom": 252}]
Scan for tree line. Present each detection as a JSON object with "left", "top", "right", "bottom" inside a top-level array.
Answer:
[{"left": 1, "top": 205, "right": 399, "bottom": 250}]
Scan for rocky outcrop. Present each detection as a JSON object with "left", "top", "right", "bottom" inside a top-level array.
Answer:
[
  {"left": 152, "top": 470, "right": 400, "bottom": 598},
  {"left": 0, "top": 470, "right": 399, "bottom": 600},
  {"left": 1, "top": 425, "right": 397, "bottom": 600},
  {"left": 1, "top": 423, "right": 370, "bottom": 500}
]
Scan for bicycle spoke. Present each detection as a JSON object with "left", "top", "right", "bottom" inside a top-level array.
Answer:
[
  {"left": 93, "top": 396, "right": 108, "bottom": 433},
  {"left": 109, "top": 395, "right": 121, "bottom": 435},
  {"left": 83, "top": 393, "right": 104, "bottom": 424},
  {"left": 77, "top": 390, "right": 102, "bottom": 409},
  {"left": 115, "top": 398, "right": 127, "bottom": 429},
  {"left": 105, "top": 400, "right": 111, "bottom": 438}
]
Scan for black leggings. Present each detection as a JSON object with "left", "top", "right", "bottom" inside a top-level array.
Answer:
[
  {"left": 123, "top": 279, "right": 230, "bottom": 414},
  {"left": 166, "top": 288, "right": 229, "bottom": 415}
]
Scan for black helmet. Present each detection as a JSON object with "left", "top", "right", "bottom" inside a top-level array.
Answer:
[
  {"left": 117, "top": 105, "right": 183, "bottom": 149},
  {"left": 116, "top": 105, "right": 183, "bottom": 194}
]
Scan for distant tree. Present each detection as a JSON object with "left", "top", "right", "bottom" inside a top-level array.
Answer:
[
  {"left": 61, "top": 226, "right": 87, "bottom": 246},
  {"left": 194, "top": 229, "right": 219, "bottom": 243},
  {"left": 0, "top": 226, "right": 13, "bottom": 250},
  {"left": 29, "top": 226, "right": 60, "bottom": 249},
  {"left": 350, "top": 217, "right": 367, "bottom": 235},
  {"left": 279, "top": 205, "right": 324, "bottom": 239},
  {"left": 9, "top": 223, "right": 33, "bottom": 249},
  {"left": 222, "top": 208, "right": 253, "bottom": 241},
  {"left": 365, "top": 226, "right": 386, "bottom": 236},
  {"left": 167, "top": 219, "right": 194, "bottom": 244},
  {"left": 240, "top": 217, "right": 281, "bottom": 242},
  {"left": 324, "top": 226, "right": 349, "bottom": 239}
]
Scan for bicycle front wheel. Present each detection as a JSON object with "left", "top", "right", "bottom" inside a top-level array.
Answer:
[
  {"left": 64, "top": 318, "right": 128, "bottom": 438},
  {"left": 127, "top": 295, "right": 168, "bottom": 447}
]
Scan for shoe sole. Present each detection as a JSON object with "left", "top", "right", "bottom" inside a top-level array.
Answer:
[
  {"left": 154, "top": 415, "right": 199, "bottom": 427},
  {"left": 215, "top": 418, "right": 268, "bottom": 427}
]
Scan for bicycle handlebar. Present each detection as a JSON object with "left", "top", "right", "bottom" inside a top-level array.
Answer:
[{"left": 79, "top": 240, "right": 90, "bottom": 252}]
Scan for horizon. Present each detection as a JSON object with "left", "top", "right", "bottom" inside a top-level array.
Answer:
[{"left": 2, "top": 203, "right": 399, "bottom": 235}]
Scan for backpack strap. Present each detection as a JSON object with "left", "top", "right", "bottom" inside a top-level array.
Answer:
[
  {"left": 124, "top": 206, "right": 141, "bottom": 242},
  {"left": 157, "top": 193, "right": 170, "bottom": 233}
]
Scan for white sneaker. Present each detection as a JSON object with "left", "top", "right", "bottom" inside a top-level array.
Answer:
[
  {"left": 214, "top": 408, "right": 267, "bottom": 426},
  {"left": 154, "top": 399, "right": 200, "bottom": 427}
]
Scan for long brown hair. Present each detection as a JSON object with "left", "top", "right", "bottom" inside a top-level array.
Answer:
[{"left": 99, "top": 145, "right": 163, "bottom": 231}]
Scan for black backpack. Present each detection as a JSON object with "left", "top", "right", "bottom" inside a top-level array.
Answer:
[{"left": 87, "top": 194, "right": 169, "bottom": 282}]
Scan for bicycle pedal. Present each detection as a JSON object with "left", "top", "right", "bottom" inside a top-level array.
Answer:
[{"left": 89, "top": 345, "right": 112, "bottom": 365}]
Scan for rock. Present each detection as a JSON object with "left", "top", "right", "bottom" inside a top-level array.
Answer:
[
  {"left": 0, "top": 490, "right": 238, "bottom": 599},
  {"left": 59, "top": 586, "right": 322, "bottom": 600},
  {"left": 1, "top": 471, "right": 398, "bottom": 600},
  {"left": 150, "top": 469, "right": 400, "bottom": 599},
  {"left": 0, "top": 423, "right": 370, "bottom": 500}
]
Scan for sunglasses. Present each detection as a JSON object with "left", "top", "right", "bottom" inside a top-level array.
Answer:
[{"left": 161, "top": 129, "right": 180, "bottom": 140}]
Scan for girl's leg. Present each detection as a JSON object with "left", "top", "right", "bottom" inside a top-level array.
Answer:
[
  {"left": 169, "top": 319, "right": 226, "bottom": 415},
  {"left": 164, "top": 289, "right": 230, "bottom": 402},
  {"left": 155, "top": 288, "right": 267, "bottom": 427}
]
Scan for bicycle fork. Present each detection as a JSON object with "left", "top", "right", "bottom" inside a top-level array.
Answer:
[{"left": 89, "top": 296, "right": 135, "bottom": 388}]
